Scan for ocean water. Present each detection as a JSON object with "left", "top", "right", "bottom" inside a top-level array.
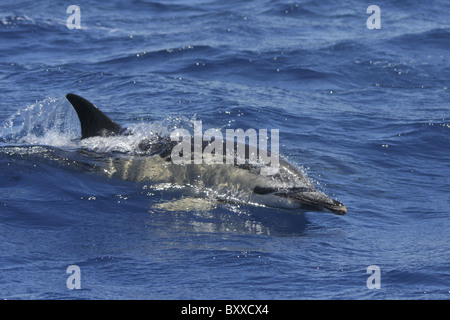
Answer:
[{"left": 0, "top": 0, "right": 449, "bottom": 300}]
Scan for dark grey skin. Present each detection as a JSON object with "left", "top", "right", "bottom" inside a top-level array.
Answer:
[{"left": 66, "top": 93, "right": 347, "bottom": 215}]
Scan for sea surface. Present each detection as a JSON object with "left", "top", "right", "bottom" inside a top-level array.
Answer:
[{"left": 0, "top": 0, "right": 449, "bottom": 300}]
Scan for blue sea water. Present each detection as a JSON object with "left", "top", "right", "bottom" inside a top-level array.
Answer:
[{"left": 0, "top": 0, "right": 449, "bottom": 300}]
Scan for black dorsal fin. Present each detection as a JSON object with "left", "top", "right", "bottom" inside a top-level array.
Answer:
[{"left": 66, "top": 93, "right": 122, "bottom": 139}]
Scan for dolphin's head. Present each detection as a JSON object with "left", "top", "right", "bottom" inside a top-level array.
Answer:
[
  {"left": 254, "top": 186, "right": 347, "bottom": 215},
  {"left": 277, "top": 191, "right": 347, "bottom": 215}
]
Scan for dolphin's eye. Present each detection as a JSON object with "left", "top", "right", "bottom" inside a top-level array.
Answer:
[{"left": 138, "top": 139, "right": 151, "bottom": 151}]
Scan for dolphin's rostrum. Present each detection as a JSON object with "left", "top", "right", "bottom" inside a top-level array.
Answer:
[{"left": 66, "top": 93, "right": 347, "bottom": 215}]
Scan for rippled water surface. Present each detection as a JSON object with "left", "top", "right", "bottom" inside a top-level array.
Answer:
[{"left": 0, "top": 0, "right": 449, "bottom": 299}]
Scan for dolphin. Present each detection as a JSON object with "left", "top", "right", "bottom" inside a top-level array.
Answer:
[{"left": 65, "top": 93, "right": 347, "bottom": 215}]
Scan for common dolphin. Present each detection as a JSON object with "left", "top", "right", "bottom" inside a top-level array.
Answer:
[{"left": 66, "top": 93, "right": 347, "bottom": 215}]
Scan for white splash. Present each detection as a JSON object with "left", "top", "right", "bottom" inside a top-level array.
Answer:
[{"left": 0, "top": 96, "right": 80, "bottom": 148}]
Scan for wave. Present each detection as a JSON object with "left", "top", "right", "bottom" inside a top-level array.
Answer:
[
  {"left": 262, "top": 2, "right": 317, "bottom": 18},
  {"left": 388, "top": 28, "right": 450, "bottom": 50},
  {"left": 0, "top": 14, "right": 34, "bottom": 27},
  {"left": 83, "top": 44, "right": 341, "bottom": 88},
  {"left": 0, "top": 13, "right": 69, "bottom": 33},
  {"left": 95, "top": 45, "right": 217, "bottom": 67}
]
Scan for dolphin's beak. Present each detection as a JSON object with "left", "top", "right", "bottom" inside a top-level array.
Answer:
[
  {"left": 275, "top": 191, "right": 347, "bottom": 215},
  {"left": 319, "top": 196, "right": 347, "bottom": 215}
]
